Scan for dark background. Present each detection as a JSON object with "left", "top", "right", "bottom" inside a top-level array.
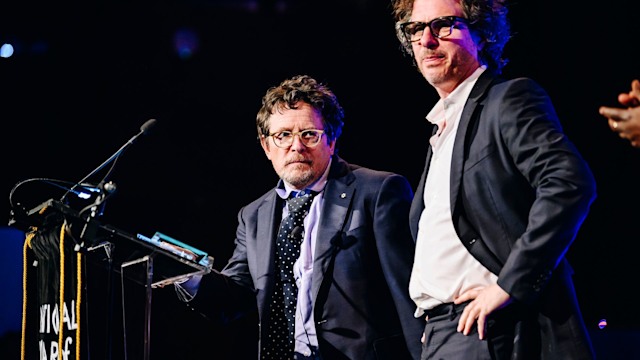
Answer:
[{"left": 1, "top": 0, "right": 639, "bottom": 358}]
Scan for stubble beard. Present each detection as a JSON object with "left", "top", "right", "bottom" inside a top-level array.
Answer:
[{"left": 281, "top": 165, "right": 316, "bottom": 189}]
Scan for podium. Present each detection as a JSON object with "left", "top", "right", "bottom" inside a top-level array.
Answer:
[{"left": 13, "top": 198, "right": 215, "bottom": 360}]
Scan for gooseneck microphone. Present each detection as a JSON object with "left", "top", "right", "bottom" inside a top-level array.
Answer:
[
  {"left": 7, "top": 119, "right": 158, "bottom": 225},
  {"left": 60, "top": 118, "right": 158, "bottom": 202}
]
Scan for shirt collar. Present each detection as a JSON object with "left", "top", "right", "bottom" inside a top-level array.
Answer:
[{"left": 426, "top": 65, "right": 486, "bottom": 126}]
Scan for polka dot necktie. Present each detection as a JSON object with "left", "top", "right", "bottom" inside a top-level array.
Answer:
[{"left": 262, "top": 190, "right": 318, "bottom": 360}]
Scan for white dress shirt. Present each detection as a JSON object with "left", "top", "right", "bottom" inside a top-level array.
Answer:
[{"left": 409, "top": 66, "right": 498, "bottom": 318}]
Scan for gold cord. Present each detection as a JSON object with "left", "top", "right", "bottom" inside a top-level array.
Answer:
[
  {"left": 75, "top": 239, "right": 82, "bottom": 359},
  {"left": 21, "top": 230, "right": 36, "bottom": 360},
  {"left": 57, "top": 222, "right": 66, "bottom": 360}
]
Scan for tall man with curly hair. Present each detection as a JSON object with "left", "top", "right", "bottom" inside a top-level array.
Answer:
[{"left": 391, "top": 0, "right": 597, "bottom": 358}]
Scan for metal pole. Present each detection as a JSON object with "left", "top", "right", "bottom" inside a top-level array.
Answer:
[{"left": 144, "top": 255, "right": 153, "bottom": 360}]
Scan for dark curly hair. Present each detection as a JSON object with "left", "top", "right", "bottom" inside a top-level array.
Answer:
[
  {"left": 256, "top": 75, "right": 344, "bottom": 144},
  {"left": 391, "top": 0, "right": 511, "bottom": 74}
]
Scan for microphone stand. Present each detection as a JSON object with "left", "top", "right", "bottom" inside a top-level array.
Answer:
[{"left": 61, "top": 119, "right": 156, "bottom": 360}]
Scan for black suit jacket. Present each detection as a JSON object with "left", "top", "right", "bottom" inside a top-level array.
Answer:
[
  {"left": 192, "top": 156, "right": 424, "bottom": 359},
  {"left": 409, "top": 71, "right": 597, "bottom": 359}
]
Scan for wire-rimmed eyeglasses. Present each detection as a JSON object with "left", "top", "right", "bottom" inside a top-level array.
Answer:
[
  {"left": 400, "top": 16, "right": 469, "bottom": 42},
  {"left": 266, "top": 129, "right": 325, "bottom": 149}
]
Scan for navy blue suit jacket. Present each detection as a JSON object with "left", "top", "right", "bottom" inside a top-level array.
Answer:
[{"left": 192, "top": 156, "right": 424, "bottom": 359}]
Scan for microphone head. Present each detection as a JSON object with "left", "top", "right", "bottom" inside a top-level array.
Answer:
[
  {"left": 140, "top": 119, "right": 157, "bottom": 135},
  {"left": 289, "top": 226, "right": 304, "bottom": 240}
]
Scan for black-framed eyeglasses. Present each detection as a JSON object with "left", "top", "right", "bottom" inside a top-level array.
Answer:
[
  {"left": 400, "top": 16, "right": 469, "bottom": 42},
  {"left": 267, "top": 129, "right": 325, "bottom": 149}
]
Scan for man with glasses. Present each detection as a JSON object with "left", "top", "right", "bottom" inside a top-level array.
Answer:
[
  {"left": 173, "top": 74, "right": 424, "bottom": 359},
  {"left": 391, "top": 0, "right": 597, "bottom": 358}
]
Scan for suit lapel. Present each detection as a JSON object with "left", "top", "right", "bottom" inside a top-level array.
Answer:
[
  {"left": 311, "top": 158, "right": 354, "bottom": 302},
  {"left": 410, "top": 135, "right": 435, "bottom": 240},
  {"left": 448, "top": 72, "right": 504, "bottom": 274},
  {"left": 449, "top": 72, "right": 494, "bottom": 218},
  {"left": 255, "top": 192, "right": 279, "bottom": 288}
]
